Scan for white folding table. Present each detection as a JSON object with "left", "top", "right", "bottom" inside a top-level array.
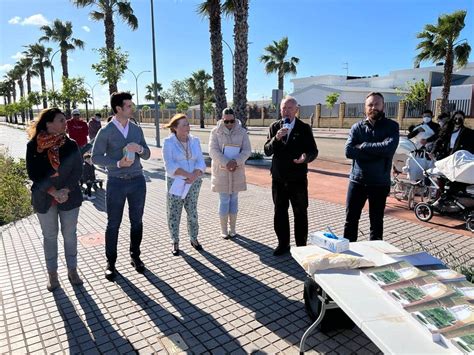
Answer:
[{"left": 291, "top": 241, "right": 460, "bottom": 354}]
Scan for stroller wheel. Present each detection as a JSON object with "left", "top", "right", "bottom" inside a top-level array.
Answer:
[
  {"left": 414, "top": 202, "right": 433, "bottom": 222},
  {"left": 466, "top": 216, "right": 474, "bottom": 233}
]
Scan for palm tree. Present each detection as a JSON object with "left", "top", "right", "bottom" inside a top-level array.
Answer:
[
  {"left": 198, "top": 0, "right": 227, "bottom": 120},
  {"left": 4, "top": 70, "right": 18, "bottom": 123},
  {"left": 144, "top": 82, "right": 163, "bottom": 102},
  {"left": 260, "top": 37, "right": 300, "bottom": 92},
  {"left": 24, "top": 44, "right": 52, "bottom": 108},
  {"left": 0, "top": 80, "right": 13, "bottom": 123},
  {"left": 18, "top": 56, "right": 38, "bottom": 120},
  {"left": 224, "top": 0, "right": 249, "bottom": 127},
  {"left": 187, "top": 70, "right": 212, "bottom": 128},
  {"left": 415, "top": 10, "right": 471, "bottom": 113},
  {"left": 12, "top": 64, "right": 26, "bottom": 123},
  {"left": 71, "top": 0, "right": 138, "bottom": 94}
]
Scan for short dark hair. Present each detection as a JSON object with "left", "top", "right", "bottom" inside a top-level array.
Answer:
[
  {"left": 437, "top": 112, "right": 450, "bottom": 121},
  {"left": 95, "top": 113, "right": 102, "bottom": 118},
  {"left": 366, "top": 92, "right": 384, "bottom": 102},
  {"left": 222, "top": 107, "right": 234, "bottom": 115},
  {"left": 422, "top": 109, "right": 433, "bottom": 116},
  {"left": 110, "top": 92, "right": 133, "bottom": 114}
]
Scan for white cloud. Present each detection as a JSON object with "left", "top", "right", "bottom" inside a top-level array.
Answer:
[
  {"left": 0, "top": 64, "right": 14, "bottom": 72},
  {"left": 11, "top": 52, "right": 25, "bottom": 60},
  {"left": 82, "top": 26, "right": 90, "bottom": 32},
  {"left": 8, "top": 16, "right": 21, "bottom": 24},
  {"left": 8, "top": 14, "right": 49, "bottom": 26}
]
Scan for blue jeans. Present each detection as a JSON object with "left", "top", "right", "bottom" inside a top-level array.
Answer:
[
  {"left": 344, "top": 181, "right": 390, "bottom": 242},
  {"left": 218, "top": 192, "right": 239, "bottom": 216},
  {"left": 105, "top": 175, "right": 146, "bottom": 264},
  {"left": 37, "top": 206, "right": 80, "bottom": 272}
]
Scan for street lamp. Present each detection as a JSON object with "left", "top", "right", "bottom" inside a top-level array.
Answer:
[
  {"left": 222, "top": 38, "right": 234, "bottom": 98},
  {"left": 49, "top": 49, "right": 61, "bottom": 103},
  {"left": 85, "top": 82, "right": 99, "bottom": 114},
  {"left": 127, "top": 69, "right": 150, "bottom": 122},
  {"left": 150, "top": 0, "right": 160, "bottom": 147}
]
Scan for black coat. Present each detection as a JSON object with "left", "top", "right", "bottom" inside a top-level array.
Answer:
[
  {"left": 264, "top": 118, "right": 318, "bottom": 181},
  {"left": 432, "top": 126, "right": 474, "bottom": 160},
  {"left": 26, "top": 136, "right": 83, "bottom": 213}
]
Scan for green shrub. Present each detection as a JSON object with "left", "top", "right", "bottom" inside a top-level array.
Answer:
[
  {"left": 0, "top": 153, "right": 33, "bottom": 226},
  {"left": 248, "top": 151, "right": 264, "bottom": 160}
]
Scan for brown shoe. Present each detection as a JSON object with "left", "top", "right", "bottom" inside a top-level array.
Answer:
[
  {"left": 68, "top": 268, "right": 84, "bottom": 286},
  {"left": 47, "top": 271, "right": 60, "bottom": 292}
]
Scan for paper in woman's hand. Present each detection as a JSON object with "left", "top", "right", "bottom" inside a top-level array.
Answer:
[{"left": 169, "top": 177, "right": 191, "bottom": 199}]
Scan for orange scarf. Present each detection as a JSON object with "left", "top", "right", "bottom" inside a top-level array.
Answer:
[{"left": 36, "top": 131, "right": 66, "bottom": 173}]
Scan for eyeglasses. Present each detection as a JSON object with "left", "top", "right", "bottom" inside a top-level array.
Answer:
[{"left": 224, "top": 120, "right": 235, "bottom": 124}]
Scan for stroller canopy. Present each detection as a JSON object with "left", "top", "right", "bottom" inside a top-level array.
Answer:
[{"left": 434, "top": 150, "right": 474, "bottom": 184}]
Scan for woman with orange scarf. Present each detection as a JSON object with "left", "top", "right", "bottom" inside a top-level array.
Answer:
[{"left": 26, "top": 108, "right": 84, "bottom": 291}]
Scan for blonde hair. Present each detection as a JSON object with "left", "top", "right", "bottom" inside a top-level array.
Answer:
[{"left": 164, "top": 113, "right": 187, "bottom": 133}]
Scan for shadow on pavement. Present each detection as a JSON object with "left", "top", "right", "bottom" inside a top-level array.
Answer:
[
  {"left": 115, "top": 272, "right": 241, "bottom": 352},
  {"left": 182, "top": 250, "right": 313, "bottom": 349},
  {"left": 229, "top": 234, "right": 305, "bottom": 282}
]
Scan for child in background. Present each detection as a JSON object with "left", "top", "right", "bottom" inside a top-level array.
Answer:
[{"left": 82, "top": 152, "right": 96, "bottom": 200}]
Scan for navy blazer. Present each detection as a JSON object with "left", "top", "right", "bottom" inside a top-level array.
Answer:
[
  {"left": 26, "top": 136, "right": 83, "bottom": 214},
  {"left": 264, "top": 118, "right": 318, "bottom": 182}
]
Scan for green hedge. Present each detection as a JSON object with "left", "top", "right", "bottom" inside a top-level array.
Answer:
[{"left": 0, "top": 153, "right": 33, "bottom": 226}]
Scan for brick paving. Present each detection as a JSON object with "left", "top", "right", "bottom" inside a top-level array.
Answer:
[{"left": 1, "top": 123, "right": 473, "bottom": 354}]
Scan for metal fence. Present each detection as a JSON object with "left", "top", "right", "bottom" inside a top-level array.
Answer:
[
  {"left": 298, "top": 105, "right": 316, "bottom": 119},
  {"left": 345, "top": 103, "right": 365, "bottom": 118},
  {"left": 320, "top": 104, "right": 340, "bottom": 117}
]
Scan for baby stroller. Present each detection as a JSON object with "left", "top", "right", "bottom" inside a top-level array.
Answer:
[
  {"left": 391, "top": 138, "right": 434, "bottom": 209},
  {"left": 414, "top": 150, "right": 474, "bottom": 232}
]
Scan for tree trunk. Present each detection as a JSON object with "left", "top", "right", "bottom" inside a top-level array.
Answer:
[
  {"left": 278, "top": 69, "right": 284, "bottom": 91},
  {"left": 17, "top": 79, "right": 25, "bottom": 124},
  {"left": 104, "top": 9, "right": 118, "bottom": 95},
  {"left": 12, "top": 86, "right": 18, "bottom": 124},
  {"left": 233, "top": 0, "right": 249, "bottom": 128},
  {"left": 209, "top": 0, "right": 227, "bottom": 120},
  {"left": 61, "top": 49, "right": 71, "bottom": 114},
  {"left": 39, "top": 65, "right": 47, "bottom": 108},
  {"left": 26, "top": 71, "right": 33, "bottom": 121},
  {"left": 200, "top": 96, "right": 205, "bottom": 128},
  {"left": 6, "top": 94, "right": 12, "bottom": 123},
  {"left": 441, "top": 45, "right": 454, "bottom": 114}
]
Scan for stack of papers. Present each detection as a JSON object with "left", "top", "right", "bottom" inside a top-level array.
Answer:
[{"left": 169, "top": 177, "right": 191, "bottom": 199}]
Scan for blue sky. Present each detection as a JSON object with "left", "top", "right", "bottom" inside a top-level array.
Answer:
[{"left": 1, "top": 0, "right": 473, "bottom": 108}]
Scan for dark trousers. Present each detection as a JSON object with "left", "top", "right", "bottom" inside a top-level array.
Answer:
[
  {"left": 343, "top": 181, "right": 390, "bottom": 242},
  {"left": 272, "top": 179, "right": 309, "bottom": 247},
  {"left": 105, "top": 175, "right": 146, "bottom": 264}
]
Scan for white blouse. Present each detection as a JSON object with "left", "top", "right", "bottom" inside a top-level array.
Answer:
[{"left": 162, "top": 134, "right": 206, "bottom": 178}]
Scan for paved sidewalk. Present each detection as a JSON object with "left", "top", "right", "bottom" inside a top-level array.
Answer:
[{"left": 1, "top": 124, "right": 473, "bottom": 354}]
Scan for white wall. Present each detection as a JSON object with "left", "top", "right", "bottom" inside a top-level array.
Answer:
[
  {"left": 430, "top": 85, "right": 473, "bottom": 100},
  {"left": 294, "top": 87, "right": 401, "bottom": 106}
]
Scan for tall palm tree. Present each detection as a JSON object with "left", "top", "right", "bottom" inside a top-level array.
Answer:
[
  {"left": 0, "top": 80, "right": 13, "bottom": 123},
  {"left": 71, "top": 0, "right": 138, "bottom": 94},
  {"left": 12, "top": 64, "right": 26, "bottom": 123},
  {"left": 4, "top": 70, "right": 18, "bottom": 123},
  {"left": 187, "top": 70, "right": 212, "bottom": 128},
  {"left": 415, "top": 10, "right": 471, "bottom": 113},
  {"left": 24, "top": 44, "right": 52, "bottom": 108},
  {"left": 198, "top": 0, "right": 227, "bottom": 120},
  {"left": 18, "top": 56, "right": 38, "bottom": 120},
  {"left": 144, "top": 82, "right": 163, "bottom": 102},
  {"left": 224, "top": 0, "right": 249, "bottom": 127},
  {"left": 260, "top": 37, "right": 299, "bottom": 92}
]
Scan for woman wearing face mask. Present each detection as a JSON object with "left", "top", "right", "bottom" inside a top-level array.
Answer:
[
  {"left": 208, "top": 108, "right": 251, "bottom": 239},
  {"left": 432, "top": 110, "right": 474, "bottom": 160},
  {"left": 407, "top": 110, "right": 440, "bottom": 143}
]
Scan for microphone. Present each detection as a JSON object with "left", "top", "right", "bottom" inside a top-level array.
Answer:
[{"left": 283, "top": 117, "right": 291, "bottom": 130}]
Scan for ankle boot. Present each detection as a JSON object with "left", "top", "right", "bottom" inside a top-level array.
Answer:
[
  {"left": 220, "top": 215, "right": 229, "bottom": 238},
  {"left": 47, "top": 271, "right": 60, "bottom": 292},
  {"left": 229, "top": 214, "right": 237, "bottom": 237},
  {"left": 68, "top": 268, "right": 83, "bottom": 286}
]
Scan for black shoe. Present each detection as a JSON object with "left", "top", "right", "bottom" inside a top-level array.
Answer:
[
  {"left": 172, "top": 243, "right": 180, "bottom": 256},
  {"left": 131, "top": 257, "right": 145, "bottom": 273},
  {"left": 273, "top": 245, "right": 290, "bottom": 256},
  {"left": 190, "top": 240, "right": 203, "bottom": 251},
  {"left": 105, "top": 262, "right": 116, "bottom": 281}
]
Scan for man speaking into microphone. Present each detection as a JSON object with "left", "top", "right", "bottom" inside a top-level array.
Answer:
[{"left": 264, "top": 96, "right": 318, "bottom": 256}]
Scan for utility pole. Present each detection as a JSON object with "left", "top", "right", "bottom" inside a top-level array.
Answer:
[
  {"left": 127, "top": 69, "right": 150, "bottom": 123},
  {"left": 150, "top": 0, "right": 160, "bottom": 147}
]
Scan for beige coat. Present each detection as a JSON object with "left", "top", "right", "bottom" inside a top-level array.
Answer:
[{"left": 209, "top": 119, "right": 251, "bottom": 193}]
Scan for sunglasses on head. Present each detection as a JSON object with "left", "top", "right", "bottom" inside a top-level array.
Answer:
[{"left": 224, "top": 120, "right": 235, "bottom": 124}]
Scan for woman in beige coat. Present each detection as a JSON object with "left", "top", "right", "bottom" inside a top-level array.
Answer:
[{"left": 209, "top": 108, "right": 251, "bottom": 238}]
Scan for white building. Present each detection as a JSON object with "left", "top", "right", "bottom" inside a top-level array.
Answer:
[{"left": 290, "top": 62, "right": 474, "bottom": 107}]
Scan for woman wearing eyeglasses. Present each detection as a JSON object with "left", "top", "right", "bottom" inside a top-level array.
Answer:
[
  {"left": 209, "top": 108, "right": 251, "bottom": 239},
  {"left": 162, "top": 113, "right": 206, "bottom": 256}
]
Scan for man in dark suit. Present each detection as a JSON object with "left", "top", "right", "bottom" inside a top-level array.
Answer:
[{"left": 264, "top": 97, "right": 318, "bottom": 256}]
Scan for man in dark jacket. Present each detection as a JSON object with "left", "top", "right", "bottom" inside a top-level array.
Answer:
[
  {"left": 344, "top": 92, "right": 399, "bottom": 242},
  {"left": 264, "top": 96, "right": 318, "bottom": 256}
]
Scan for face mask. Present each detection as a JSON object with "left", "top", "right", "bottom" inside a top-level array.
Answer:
[{"left": 422, "top": 116, "right": 431, "bottom": 124}]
